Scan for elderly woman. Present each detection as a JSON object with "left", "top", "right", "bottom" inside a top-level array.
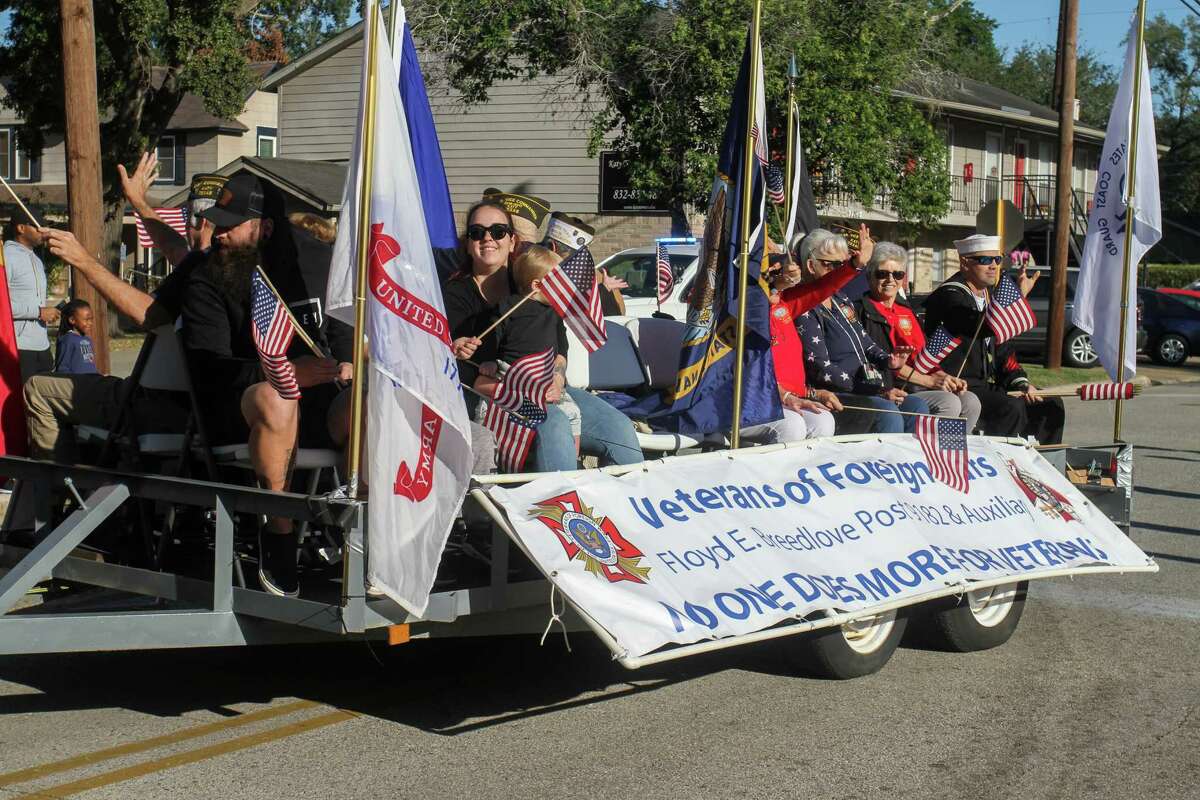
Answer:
[
  {"left": 794, "top": 229, "right": 929, "bottom": 434},
  {"left": 442, "top": 200, "right": 642, "bottom": 472},
  {"left": 854, "top": 242, "right": 982, "bottom": 433}
]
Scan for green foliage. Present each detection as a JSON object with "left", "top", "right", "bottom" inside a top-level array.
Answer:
[
  {"left": 1144, "top": 14, "right": 1200, "bottom": 217},
  {"left": 1144, "top": 263, "right": 1200, "bottom": 288},
  {"left": 248, "top": 1, "right": 357, "bottom": 59},
  {"left": 990, "top": 44, "right": 1117, "bottom": 129},
  {"left": 926, "top": 0, "right": 1004, "bottom": 86}
]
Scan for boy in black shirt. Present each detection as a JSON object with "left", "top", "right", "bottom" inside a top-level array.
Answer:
[{"left": 475, "top": 246, "right": 580, "bottom": 455}]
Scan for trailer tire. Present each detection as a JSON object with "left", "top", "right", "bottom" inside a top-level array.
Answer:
[
  {"left": 788, "top": 610, "right": 906, "bottom": 680},
  {"left": 919, "top": 581, "right": 1028, "bottom": 652}
]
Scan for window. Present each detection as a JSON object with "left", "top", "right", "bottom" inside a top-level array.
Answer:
[
  {"left": 13, "top": 138, "right": 31, "bottom": 179},
  {"left": 156, "top": 135, "right": 176, "bottom": 182},
  {"left": 257, "top": 126, "right": 277, "bottom": 159},
  {"left": 600, "top": 250, "right": 695, "bottom": 299},
  {"left": 0, "top": 127, "right": 39, "bottom": 181},
  {"left": 0, "top": 129, "right": 9, "bottom": 179}
]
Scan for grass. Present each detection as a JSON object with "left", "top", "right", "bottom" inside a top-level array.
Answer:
[{"left": 1019, "top": 363, "right": 1108, "bottom": 388}]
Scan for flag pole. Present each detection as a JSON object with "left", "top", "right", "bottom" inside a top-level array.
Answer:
[
  {"left": 783, "top": 54, "right": 796, "bottom": 236},
  {"left": 347, "top": 3, "right": 383, "bottom": 499},
  {"left": 1113, "top": 0, "right": 1148, "bottom": 443},
  {"left": 730, "top": 0, "right": 763, "bottom": 449}
]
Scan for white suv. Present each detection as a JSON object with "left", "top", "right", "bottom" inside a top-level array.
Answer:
[{"left": 596, "top": 243, "right": 699, "bottom": 320}]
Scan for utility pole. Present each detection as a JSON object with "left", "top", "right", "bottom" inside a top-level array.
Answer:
[
  {"left": 1047, "top": 0, "right": 1078, "bottom": 370},
  {"left": 59, "top": 0, "right": 109, "bottom": 374}
]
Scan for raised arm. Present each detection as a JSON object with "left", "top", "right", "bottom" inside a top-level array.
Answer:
[
  {"left": 45, "top": 229, "right": 167, "bottom": 328},
  {"left": 119, "top": 152, "right": 191, "bottom": 268},
  {"left": 778, "top": 262, "right": 859, "bottom": 318}
]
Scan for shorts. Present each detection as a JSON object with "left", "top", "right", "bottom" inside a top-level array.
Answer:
[{"left": 199, "top": 381, "right": 344, "bottom": 449}]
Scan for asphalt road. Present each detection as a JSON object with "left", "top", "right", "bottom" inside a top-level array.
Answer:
[{"left": 1, "top": 384, "right": 1198, "bottom": 799}]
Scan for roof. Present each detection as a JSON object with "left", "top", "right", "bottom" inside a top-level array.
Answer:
[
  {"left": 158, "top": 62, "right": 277, "bottom": 133},
  {"left": 261, "top": 22, "right": 365, "bottom": 90},
  {"left": 159, "top": 156, "right": 347, "bottom": 212}
]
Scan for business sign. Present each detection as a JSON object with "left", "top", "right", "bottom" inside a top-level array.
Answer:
[
  {"left": 599, "top": 151, "right": 670, "bottom": 212},
  {"left": 486, "top": 437, "right": 1154, "bottom": 658}
]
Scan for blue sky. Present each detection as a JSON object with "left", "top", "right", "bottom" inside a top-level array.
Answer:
[{"left": 975, "top": 0, "right": 1193, "bottom": 67}]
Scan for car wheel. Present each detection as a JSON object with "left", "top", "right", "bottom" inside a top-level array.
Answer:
[
  {"left": 1063, "top": 329, "right": 1098, "bottom": 368},
  {"left": 1153, "top": 333, "right": 1189, "bottom": 366},
  {"left": 911, "top": 582, "right": 1027, "bottom": 652},
  {"left": 786, "top": 610, "right": 907, "bottom": 679}
]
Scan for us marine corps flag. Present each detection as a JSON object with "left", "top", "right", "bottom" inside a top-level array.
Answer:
[{"left": 328, "top": 0, "right": 472, "bottom": 615}]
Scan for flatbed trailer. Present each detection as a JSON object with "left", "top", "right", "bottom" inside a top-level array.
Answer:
[{"left": 0, "top": 436, "right": 1148, "bottom": 678}]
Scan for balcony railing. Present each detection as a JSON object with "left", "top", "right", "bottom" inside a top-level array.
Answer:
[{"left": 812, "top": 173, "right": 1093, "bottom": 233}]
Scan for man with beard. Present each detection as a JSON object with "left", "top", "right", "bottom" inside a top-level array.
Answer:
[{"left": 181, "top": 174, "right": 350, "bottom": 597}]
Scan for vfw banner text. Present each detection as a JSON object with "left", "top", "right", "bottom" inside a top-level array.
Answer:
[{"left": 486, "top": 437, "right": 1154, "bottom": 658}]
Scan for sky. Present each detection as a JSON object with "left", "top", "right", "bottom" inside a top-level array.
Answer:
[{"left": 975, "top": 0, "right": 1194, "bottom": 68}]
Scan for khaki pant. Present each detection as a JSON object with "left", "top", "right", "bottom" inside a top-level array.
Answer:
[{"left": 22, "top": 372, "right": 127, "bottom": 463}]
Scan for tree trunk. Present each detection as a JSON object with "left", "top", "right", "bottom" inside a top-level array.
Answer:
[{"left": 101, "top": 199, "right": 125, "bottom": 338}]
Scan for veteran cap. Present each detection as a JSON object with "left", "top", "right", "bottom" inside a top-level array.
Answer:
[
  {"left": 482, "top": 187, "right": 551, "bottom": 241},
  {"left": 544, "top": 211, "right": 595, "bottom": 252},
  {"left": 188, "top": 173, "right": 228, "bottom": 203},
  {"left": 953, "top": 233, "right": 1002, "bottom": 255}
]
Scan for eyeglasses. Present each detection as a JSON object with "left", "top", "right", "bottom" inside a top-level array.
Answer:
[
  {"left": 815, "top": 257, "right": 845, "bottom": 268},
  {"left": 873, "top": 270, "right": 906, "bottom": 281},
  {"left": 968, "top": 255, "right": 1004, "bottom": 266},
  {"left": 466, "top": 223, "right": 512, "bottom": 242}
]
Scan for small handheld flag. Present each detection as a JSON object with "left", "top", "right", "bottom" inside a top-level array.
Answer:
[
  {"left": 655, "top": 242, "right": 674, "bottom": 307},
  {"left": 764, "top": 164, "right": 786, "bottom": 205},
  {"left": 1078, "top": 381, "right": 1139, "bottom": 401},
  {"left": 541, "top": 246, "right": 607, "bottom": 351},
  {"left": 912, "top": 325, "right": 962, "bottom": 374},
  {"left": 914, "top": 415, "right": 969, "bottom": 493},
  {"left": 986, "top": 274, "right": 1037, "bottom": 344},
  {"left": 134, "top": 207, "right": 188, "bottom": 247},
  {"left": 484, "top": 348, "right": 555, "bottom": 472},
  {"left": 251, "top": 267, "right": 300, "bottom": 400}
]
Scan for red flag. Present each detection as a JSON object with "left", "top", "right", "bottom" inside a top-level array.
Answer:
[{"left": 0, "top": 249, "right": 28, "bottom": 455}]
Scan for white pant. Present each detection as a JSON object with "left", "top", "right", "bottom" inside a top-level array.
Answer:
[{"left": 742, "top": 407, "right": 835, "bottom": 444}]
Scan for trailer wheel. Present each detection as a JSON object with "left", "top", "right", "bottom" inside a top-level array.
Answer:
[
  {"left": 788, "top": 610, "right": 906, "bottom": 680},
  {"left": 919, "top": 581, "right": 1028, "bottom": 652}
]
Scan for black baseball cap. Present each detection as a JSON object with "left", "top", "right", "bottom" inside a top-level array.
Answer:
[
  {"left": 200, "top": 173, "right": 265, "bottom": 228},
  {"left": 6, "top": 203, "right": 45, "bottom": 229}
]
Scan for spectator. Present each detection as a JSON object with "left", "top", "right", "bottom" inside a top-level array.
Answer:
[
  {"left": 3, "top": 204, "right": 57, "bottom": 381},
  {"left": 54, "top": 299, "right": 98, "bottom": 375},
  {"left": 921, "top": 234, "right": 1064, "bottom": 444},
  {"left": 794, "top": 230, "right": 929, "bottom": 434},
  {"left": 443, "top": 200, "right": 642, "bottom": 471},
  {"left": 854, "top": 241, "right": 982, "bottom": 433}
]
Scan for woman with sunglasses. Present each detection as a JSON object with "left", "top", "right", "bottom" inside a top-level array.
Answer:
[
  {"left": 854, "top": 241, "right": 981, "bottom": 433},
  {"left": 794, "top": 230, "right": 930, "bottom": 434},
  {"left": 921, "top": 234, "right": 1064, "bottom": 444},
  {"left": 442, "top": 201, "right": 643, "bottom": 472}
]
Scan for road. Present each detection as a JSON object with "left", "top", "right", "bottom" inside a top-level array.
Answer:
[{"left": 1, "top": 384, "right": 1198, "bottom": 799}]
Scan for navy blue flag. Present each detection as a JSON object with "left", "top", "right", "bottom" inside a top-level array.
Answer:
[
  {"left": 637, "top": 29, "right": 781, "bottom": 435},
  {"left": 396, "top": 4, "right": 457, "bottom": 249}
]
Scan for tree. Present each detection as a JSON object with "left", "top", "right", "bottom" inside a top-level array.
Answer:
[
  {"left": 411, "top": 0, "right": 953, "bottom": 231},
  {"left": 0, "top": 0, "right": 354, "bottom": 274},
  {"left": 1144, "top": 13, "right": 1200, "bottom": 216},
  {"left": 992, "top": 44, "right": 1117, "bottom": 129}
]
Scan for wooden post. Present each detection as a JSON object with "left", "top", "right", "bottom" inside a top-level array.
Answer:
[
  {"left": 59, "top": 0, "right": 109, "bottom": 375},
  {"left": 1048, "top": 0, "right": 1078, "bottom": 370}
]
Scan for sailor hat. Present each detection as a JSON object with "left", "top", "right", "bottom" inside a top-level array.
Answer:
[
  {"left": 953, "top": 234, "right": 1002, "bottom": 255},
  {"left": 545, "top": 211, "right": 595, "bottom": 251}
]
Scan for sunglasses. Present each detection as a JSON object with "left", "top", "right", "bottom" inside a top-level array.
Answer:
[
  {"left": 815, "top": 257, "right": 845, "bottom": 267},
  {"left": 968, "top": 255, "right": 1004, "bottom": 266},
  {"left": 466, "top": 223, "right": 512, "bottom": 242},
  {"left": 873, "top": 270, "right": 906, "bottom": 280}
]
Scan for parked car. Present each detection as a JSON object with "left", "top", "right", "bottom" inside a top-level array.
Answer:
[
  {"left": 1138, "top": 287, "right": 1200, "bottom": 366},
  {"left": 1158, "top": 287, "right": 1200, "bottom": 302},
  {"left": 597, "top": 243, "right": 699, "bottom": 319}
]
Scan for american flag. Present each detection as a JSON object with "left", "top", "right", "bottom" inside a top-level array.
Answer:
[
  {"left": 655, "top": 242, "right": 674, "bottom": 306},
  {"left": 912, "top": 324, "right": 962, "bottom": 374},
  {"left": 134, "top": 207, "right": 187, "bottom": 247},
  {"left": 484, "top": 348, "right": 555, "bottom": 472},
  {"left": 250, "top": 268, "right": 300, "bottom": 400},
  {"left": 541, "top": 246, "right": 607, "bottom": 351},
  {"left": 985, "top": 273, "right": 1037, "bottom": 343},
  {"left": 1077, "top": 381, "right": 1136, "bottom": 401},
  {"left": 764, "top": 164, "right": 786, "bottom": 204},
  {"left": 914, "top": 415, "right": 969, "bottom": 493}
]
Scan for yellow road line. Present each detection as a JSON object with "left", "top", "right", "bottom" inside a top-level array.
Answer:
[
  {"left": 12, "top": 709, "right": 356, "bottom": 800},
  {"left": 0, "top": 700, "right": 317, "bottom": 788}
]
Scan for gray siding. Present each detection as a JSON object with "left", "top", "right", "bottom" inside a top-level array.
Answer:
[{"left": 278, "top": 41, "right": 363, "bottom": 160}]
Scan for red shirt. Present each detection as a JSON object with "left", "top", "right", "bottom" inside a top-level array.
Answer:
[
  {"left": 769, "top": 262, "right": 860, "bottom": 397},
  {"left": 868, "top": 297, "right": 925, "bottom": 358}
]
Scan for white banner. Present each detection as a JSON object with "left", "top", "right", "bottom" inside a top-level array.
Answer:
[
  {"left": 487, "top": 437, "right": 1154, "bottom": 658},
  {"left": 328, "top": 2, "right": 471, "bottom": 616},
  {"left": 1073, "top": 14, "right": 1162, "bottom": 382}
]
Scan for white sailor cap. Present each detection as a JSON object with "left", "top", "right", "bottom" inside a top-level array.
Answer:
[
  {"left": 953, "top": 234, "right": 1002, "bottom": 255},
  {"left": 545, "top": 212, "right": 595, "bottom": 250}
]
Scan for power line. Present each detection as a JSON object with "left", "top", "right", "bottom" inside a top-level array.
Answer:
[{"left": 1181, "top": 0, "right": 1200, "bottom": 20}]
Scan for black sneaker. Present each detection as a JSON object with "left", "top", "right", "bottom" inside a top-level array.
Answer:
[{"left": 258, "top": 529, "right": 299, "bottom": 597}]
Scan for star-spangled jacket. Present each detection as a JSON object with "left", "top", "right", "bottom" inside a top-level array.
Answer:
[
  {"left": 920, "top": 271, "right": 1029, "bottom": 392},
  {"left": 797, "top": 292, "right": 892, "bottom": 394}
]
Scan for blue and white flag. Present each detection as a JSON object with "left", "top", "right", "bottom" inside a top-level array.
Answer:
[{"left": 1073, "top": 14, "right": 1162, "bottom": 381}]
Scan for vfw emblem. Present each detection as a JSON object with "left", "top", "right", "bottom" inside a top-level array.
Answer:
[
  {"left": 1005, "top": 460, "right": 1078, "bottom": 522},
  {"left": 529, "top": 491, "right": 651, "bottom": 583}
]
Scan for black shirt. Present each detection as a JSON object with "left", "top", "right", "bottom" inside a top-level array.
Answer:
[
  {"left": 477, "top": 294, "right": 568, "bottom": 368},
  {"left": 442, "top": 269, "right": 519, "bottom": 388}
]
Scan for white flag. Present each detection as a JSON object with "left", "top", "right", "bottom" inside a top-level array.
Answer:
[
  {"left": 328, "top": 1, "right": 472, "bottom": 616},
  {"left": 1073, "top": 16, "right": 1162, "bottom": 382}
]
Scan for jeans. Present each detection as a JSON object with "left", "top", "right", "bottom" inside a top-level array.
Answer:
[
  {"left": 913, "top": 389, "right": 982, "bottom": 434},
  {"left": 835, "top": 393, "right": 930, "bottom": 434},
  {"left": 528, "top": 387, "right": 644, "bottom": 472},
  {"left": 742, "top": 406, "right": 836, "bottom": 443}
]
